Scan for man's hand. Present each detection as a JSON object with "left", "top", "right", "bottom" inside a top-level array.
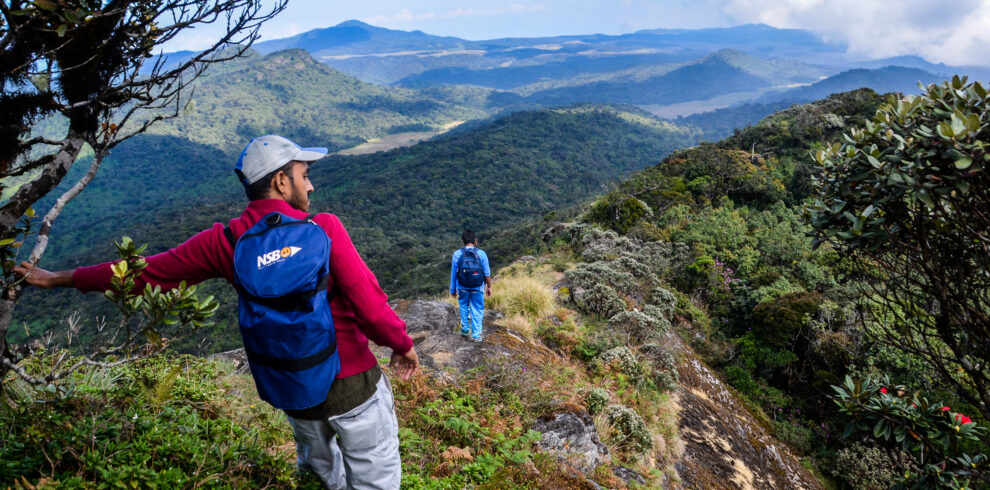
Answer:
[
  {"left": 485, "top": 287, "right": 492, "bottom": 297},
  {"left": 450, "top": 292, "right": 457, "bottom": 299},
  {"left": 13, "top": 261, "right": 73, "bottom": 289},
  {"left": 389, "top": 345, "right": 420, "bottom": 381}
]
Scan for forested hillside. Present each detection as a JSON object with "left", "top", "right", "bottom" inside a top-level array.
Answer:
[{"left": 580, "top": 85, "right": 989, "bottom": 487}]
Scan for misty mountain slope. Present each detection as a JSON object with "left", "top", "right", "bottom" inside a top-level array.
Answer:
[
  {"left": 519, "top": 57, "right": 772, "bottom": 106},
  {"left": 759, "top": 66, "right": 943, "bottom": 103}
]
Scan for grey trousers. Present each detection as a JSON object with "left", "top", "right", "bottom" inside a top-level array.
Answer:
[{"left": 287, "top": 373, "right": 401, "bottom": 489}]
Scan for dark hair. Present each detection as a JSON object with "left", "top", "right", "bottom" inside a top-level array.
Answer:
[
  {"left": 462, "top": 229, "right": 477, "bottom": 245},
  {"left": 239, "top": 161, "right": 297, "bottom": 201}
]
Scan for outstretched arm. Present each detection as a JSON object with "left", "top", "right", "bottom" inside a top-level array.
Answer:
[{"left": 13, "top": 262, "right": 73, "bottom": 289}]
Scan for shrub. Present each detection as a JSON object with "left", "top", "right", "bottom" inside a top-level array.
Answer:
[
  {"left": 640, "top": 343, "right": 679, "bottom": 392},
  {"left": 595, "top": 346, "right": 645, "bottom": 385},
  {"left": 646, "top": 287, "right": 676, "bottom": 319},
  {"left": 751, "top": 290, "right": 823, "bottom": 349},
  {"left": 832, "top": 443, "right": 906, "bottom": 490},
  {"left": 608, "top": 309, "right": 670, "bottom": 345},
  {"left": 564, "top": 261, "right": 638, "bottom": 294},
  {"left": 584, "top": 388, "right": 610, "bottom": 416},
  {"left": 0, "top": 353, "right": 296, "bottom": 487},
  {"left": 604, "top": 404, "right": 653, "bottom": 454},
  {"left": 832, "top": 375, "right": 988, "bottom": 487},
  {"left": 585, "top": 192, "right": 654, "bottom": 234},
  {"left": 574, "top": 283, "right": 626, "bottom": 318}
]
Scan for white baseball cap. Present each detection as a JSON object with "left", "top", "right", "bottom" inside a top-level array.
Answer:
[{"left": 235, "top": 135, "right": 328, "bottom": 185}]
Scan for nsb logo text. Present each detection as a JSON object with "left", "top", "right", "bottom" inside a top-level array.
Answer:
[{"left": 257, "top": 246, "right": 301, "bottom": 269}]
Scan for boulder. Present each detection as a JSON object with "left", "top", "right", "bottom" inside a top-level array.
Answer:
[
  {"left": 532, "top": 409, "right": 609, "bottom": 474},
  {"left": 612, "top": 465, "right": 646, "bottom": 485}
]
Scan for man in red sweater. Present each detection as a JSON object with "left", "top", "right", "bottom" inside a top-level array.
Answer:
[{"left": 15, "top": 135, "right": 418, "bottom": 489}]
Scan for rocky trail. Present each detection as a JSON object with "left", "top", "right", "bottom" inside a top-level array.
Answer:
[{"left": 217, "top": 299, "right": 821, "bottom": 489}]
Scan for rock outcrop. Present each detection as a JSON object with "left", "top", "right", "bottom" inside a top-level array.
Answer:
[
  {"left": 532, "top": 409, "right": 610, "bottom": 474},
  {"left": 672, "top": 335, "right": 822, "bottom": 489},
  {"left": 389, "top": 299, "right": 557, "bottom": 374}
]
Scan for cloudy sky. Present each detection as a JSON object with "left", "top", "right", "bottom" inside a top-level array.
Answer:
[{"left": 169, "top": 0, "right": 990, "bottom": 66}]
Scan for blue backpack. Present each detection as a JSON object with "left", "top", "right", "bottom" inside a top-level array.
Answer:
[
  {"left": 457, "top": 247, "right": 485, "bottom": 288},
  {"left": 224, "top": 212, "right": 339, "bottom": 410}
]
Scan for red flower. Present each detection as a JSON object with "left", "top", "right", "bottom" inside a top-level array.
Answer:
[
  {"left": 956, "top": 414, "right": 973, "bottom": 424},
  {"left": 942, "top": 406, "right": 951, "bottom": 411},
  {"left": 880, "top": 387, "right": 888, "bottom": 394}
]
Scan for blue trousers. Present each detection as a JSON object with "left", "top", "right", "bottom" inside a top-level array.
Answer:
[{"left": 458, "top": 289, "right": 485, "bottom": 339}]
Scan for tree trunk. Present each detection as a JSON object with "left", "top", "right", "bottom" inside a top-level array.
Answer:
[
  {"left": 0, "top": 130, "right": 86, "bottom": 377},
  {"left": 0, "top": 298, "right": 17, "bottom": 382},
  {"left": 0, "top": 131, "right": 86, "bottom": 237}
]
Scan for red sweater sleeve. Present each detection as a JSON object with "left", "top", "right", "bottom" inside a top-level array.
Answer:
[
  {"left": 320, "top": 214, "right": 413, "bottom": 355},
  {"left": 73, "top": 224, "right": 231, "bottom": 294}
]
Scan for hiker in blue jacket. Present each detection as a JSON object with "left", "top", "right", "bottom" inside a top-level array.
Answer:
[{"left": 449, "top": 229, "right": 492, "bottom": 342}]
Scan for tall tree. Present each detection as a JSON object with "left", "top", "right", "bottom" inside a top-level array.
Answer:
[
  {"left": 808, "top": 76, "right": 990, "bottom": 420},
  {"left": 0, "top": 0, "right": 286, "bottom": 377}
]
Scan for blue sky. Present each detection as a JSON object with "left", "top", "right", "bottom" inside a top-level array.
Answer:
[{"left": 167, "top": 0, "right": 990, "bottom": 65}]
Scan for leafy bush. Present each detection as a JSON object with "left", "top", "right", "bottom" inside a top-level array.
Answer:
[
  {"left": 640, "top": 343, "right": 679, "bottom": 392},
  {"left": 646, "top": 287, "right": 677, "bottom": 319},
  {"left": 607, "top": 309, "right": 670, "bottom": 345},
  {"left": 564, "top": 261, "right": 638, "bottom": 295},
  {"left": 0, "top": 353, "right": 296, "bottom": 487},
  {"left": 573, "top": 283, "right": 626, "bottom": 318},
  {"left": 584, "top": 388, "right": 610, "bottom": 416},
  {"left": 595, "top": 346, "right": 646, "bottom": 385},
  {"left": 832, "top": 443, "right": 905, "bottom": 490},
  {"left": 809, "top": 77, "right": 990, "bottom": 423},
  {"left": 751, "top": 290, "right": 823, "bottom": 349},
  {"left": 604, "top": 404, "right": 653, "bottom": 454},
  {"left": 585, "top": 192, "right": 654, "bottom": 234},
  {"left": 832, "top": 375, "right": 988, "bottom": 488}
]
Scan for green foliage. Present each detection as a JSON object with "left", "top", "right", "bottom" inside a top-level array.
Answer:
[
  {"left": 640, "top": 343, "right": 679, "bottom": 392},
  {"left": 396, "top": 379, "right": 546, "bottom": 488},
  {"left": 0, "top": 208, "right": 36, "bottom": 287},
  {"left": 809, "top": 76, "right": 990, "bottom": 424},
  {"left": 832, "top": 442, "right": 906, "bottom": 490},
  {"left": 586, "top": 193, "right": 654, "bottom": 234},
  {"left": 751, "top": 290, "right": 823, "bottom": 349},
  {"left": 645, "top": 286, "right": 676, "bottom": 319},
  {"left": 595, "top": 346, "right": 647, "bottom": 385},
  {"left": 607, "top": 309, "right": 671, "bottom": 345},
  {"left": 604, "top": 404, "right": 653, "bottom": 454},
  {"left": 832, "top": 375, "right": 988, "bottom": 488},
  {"left": 584, "top": 387, "right": 610, "bottom": 416},
  {"left": 0, "top": 353, "right": 297, "bottom": 487}
]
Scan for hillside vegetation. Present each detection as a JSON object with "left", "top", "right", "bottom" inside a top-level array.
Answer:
[{"left": 581, "top": 86, "right": 989, "bottom": 487}]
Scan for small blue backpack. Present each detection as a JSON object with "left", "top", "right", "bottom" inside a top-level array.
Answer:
[
  {"left": 457, "top": 247, "right": 485, "bottom": 288},
  {"left": 225, "top": 212, "right": 339, "bottom": 410}
]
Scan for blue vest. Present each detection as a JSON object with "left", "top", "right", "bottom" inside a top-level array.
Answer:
[{"left": 225, "top": 212, "right": 340, "bottom": 410}]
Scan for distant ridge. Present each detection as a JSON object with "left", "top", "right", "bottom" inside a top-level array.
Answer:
[
  {"left": 254, "top": 20, "right": 467, "bottom": 56},
  {"left": 760, "top": 66, "right": 943, "bottom": 103}
]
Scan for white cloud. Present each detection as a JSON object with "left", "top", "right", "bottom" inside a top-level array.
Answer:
[{"left": 721, "top": 0, "right": 990, "bottom": 65}]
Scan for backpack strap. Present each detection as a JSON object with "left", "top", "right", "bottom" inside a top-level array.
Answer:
[
  {"left": 246, "top": 342, "right": 336, "bottom": 372},
  {"left": 223, "top": 226, "right": 237, "bottom": 249},
  {"left": 238, "top": 274, "right": 332, "bottom": 312}
]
